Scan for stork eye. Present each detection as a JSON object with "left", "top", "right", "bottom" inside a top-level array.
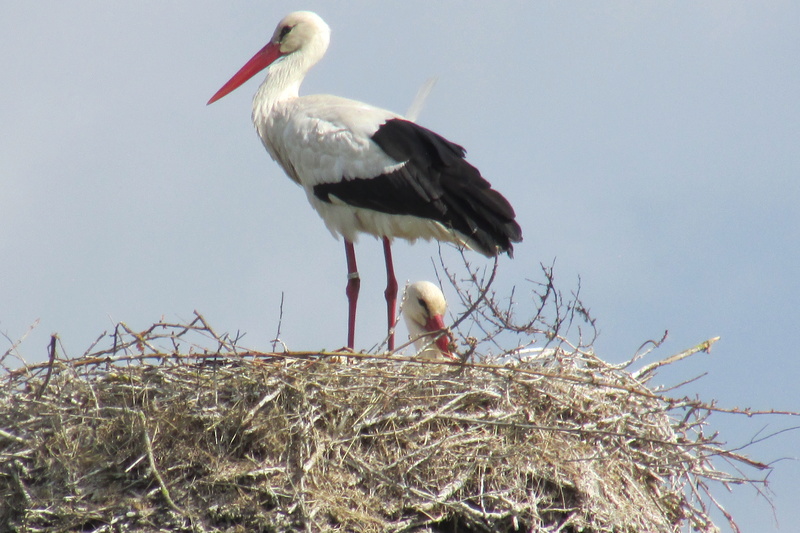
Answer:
[
  {"left": 279, "top": 25, "right": 293, "bottom": 41},
  {"left": 417, "top": 297, "right": 429, "bottom": 313}
]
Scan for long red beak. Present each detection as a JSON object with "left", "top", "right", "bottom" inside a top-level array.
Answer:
[
  {"left": 425, "top": 314, "right": 454, "bottom": 358},
  {"left": 207, "top": 42, "right": 283, "bottom": 105}
]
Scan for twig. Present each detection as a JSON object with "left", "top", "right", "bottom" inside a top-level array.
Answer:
[
  {"left": 272, "top": 291, "right": 285, "bottom": 352},
  {"left": 632, "top": 336, "right": 721, "bottom": 381},
  {"left": 618, "top": 330, "right": 669, "bottom": 370},
  {"left": 192, "top": 310, "right": 235, "bottom": 353},
  {"left": 0, "top": 428, "right": 28, "bottom": 445},
  {"left": 0, "top": 318, "right": 39, "bottom": 368},
  {"left": 700, "top": 481, "right": 741, "bottom": 533},
  {"left": 34, "top": 334, "right": 58, "bottom": 400},
  {"left": 10, "top": 460, "right": 33, "bottom": 506},
  {"left": 242, "top": 386, "right": 285, "bottom": 428},
  {"left": 449, "top": 255, "right": 499, "bottom": 332},
  {"left": 135, "top": 410, "right": 186, "bottom": 517}
]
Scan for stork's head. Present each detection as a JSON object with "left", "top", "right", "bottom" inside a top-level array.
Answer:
[
  {"left": 270, "top": 11, "right": 330, "bottom": 57},
  {"left": 402, "top": 281, "right": 456, "bottom": 361},
  {"left": 208, "top": 11, "right": 331, "bottom": 105}
]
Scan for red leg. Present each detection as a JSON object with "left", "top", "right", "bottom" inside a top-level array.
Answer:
[
  {"left": 383, "top": 237, "right": 398, "bottom": 351},
  {"left": 344, "top": 240, "right": 360, "bottom": 350}
]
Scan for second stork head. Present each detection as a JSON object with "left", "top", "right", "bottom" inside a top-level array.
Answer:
[{"left": 402, "top": 281, "right": 457, "bottom": 362}]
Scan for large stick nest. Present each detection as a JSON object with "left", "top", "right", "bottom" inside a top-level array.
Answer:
[{"left": 0, "top": 264, "right": 784, "bottom": 532}]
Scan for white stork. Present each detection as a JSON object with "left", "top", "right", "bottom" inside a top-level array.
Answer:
[
  {"left": 207, "top": 11, "right": 522, "bottom": 351},
  {"left": 401, "top": 281, "right": 458, "bottom": 362}
]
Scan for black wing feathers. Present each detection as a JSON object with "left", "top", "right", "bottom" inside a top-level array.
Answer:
[{"left": 312, "top": 118, "right": 522, "bottom": 257}]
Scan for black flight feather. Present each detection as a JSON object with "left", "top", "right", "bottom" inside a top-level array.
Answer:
[{"left": 313, "top": 118, "right": 522, "bottom": 257}]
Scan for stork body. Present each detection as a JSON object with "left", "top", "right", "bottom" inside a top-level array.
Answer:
[{"left": 208, "top": 11, "right": 522, "bottom": 350}]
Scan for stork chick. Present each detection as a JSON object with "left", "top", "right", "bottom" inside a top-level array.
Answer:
[{"left": 402, "top": 281, "right": 457, "bottom": 361}]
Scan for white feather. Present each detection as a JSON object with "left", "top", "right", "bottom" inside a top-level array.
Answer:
[
  {"left": 405, "top": 76, "right": 438, "bottom": 123},
  {"left": 402, "top": 281, "right": 450, "bottom": 360}
]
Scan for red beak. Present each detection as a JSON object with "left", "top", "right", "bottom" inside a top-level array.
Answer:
[
  {"left": 207, "top": 42, "right": 283, "bottom": 105},
  {"left": 425, "top": 314, "right": 453, "bottom": 357}
]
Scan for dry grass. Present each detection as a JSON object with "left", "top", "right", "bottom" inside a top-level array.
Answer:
[{"left": 0, "top": 263, "right": 792, "bottom": 532}]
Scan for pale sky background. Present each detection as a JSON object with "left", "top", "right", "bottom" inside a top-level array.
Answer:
[{"left": 2, "top": 2, "right": 798, "bottom": 530}]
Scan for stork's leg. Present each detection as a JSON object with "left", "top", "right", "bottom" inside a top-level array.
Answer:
[
  {"left": 383, "top": 237, "right": 398, "bottom": 351},
  {"left": 344, "top": 240, "right": 360, "bottom": 349}
]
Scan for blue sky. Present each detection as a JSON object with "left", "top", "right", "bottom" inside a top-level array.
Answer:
[{"left": 2, "top": 2, "right": 798, "bottom": 530}]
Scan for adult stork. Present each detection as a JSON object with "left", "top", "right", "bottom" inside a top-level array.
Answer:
[
  {"left": 402, "top": 281, "right": 458, "bottom": 362},
  {"left": 208, "top": 11, "right": 522, "bottom": 350}
]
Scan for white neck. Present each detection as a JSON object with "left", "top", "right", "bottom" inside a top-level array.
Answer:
[
  {"left": 254, "top": 57, "right": 301, "bottom": 114},
  {"left": 252, "top": 25, "right": 329, "bottom": 124}
]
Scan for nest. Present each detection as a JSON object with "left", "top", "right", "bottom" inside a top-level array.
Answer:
[{"left": 0, "top": 265, "right": 780, "bottom": 532}]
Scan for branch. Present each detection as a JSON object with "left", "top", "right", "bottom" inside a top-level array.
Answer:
[
  {"left": 135, "top": 410, "right": 187, "bottom": 518},
  {"left": 632, "top": 336, "right": 721, "bottom": 381}
]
